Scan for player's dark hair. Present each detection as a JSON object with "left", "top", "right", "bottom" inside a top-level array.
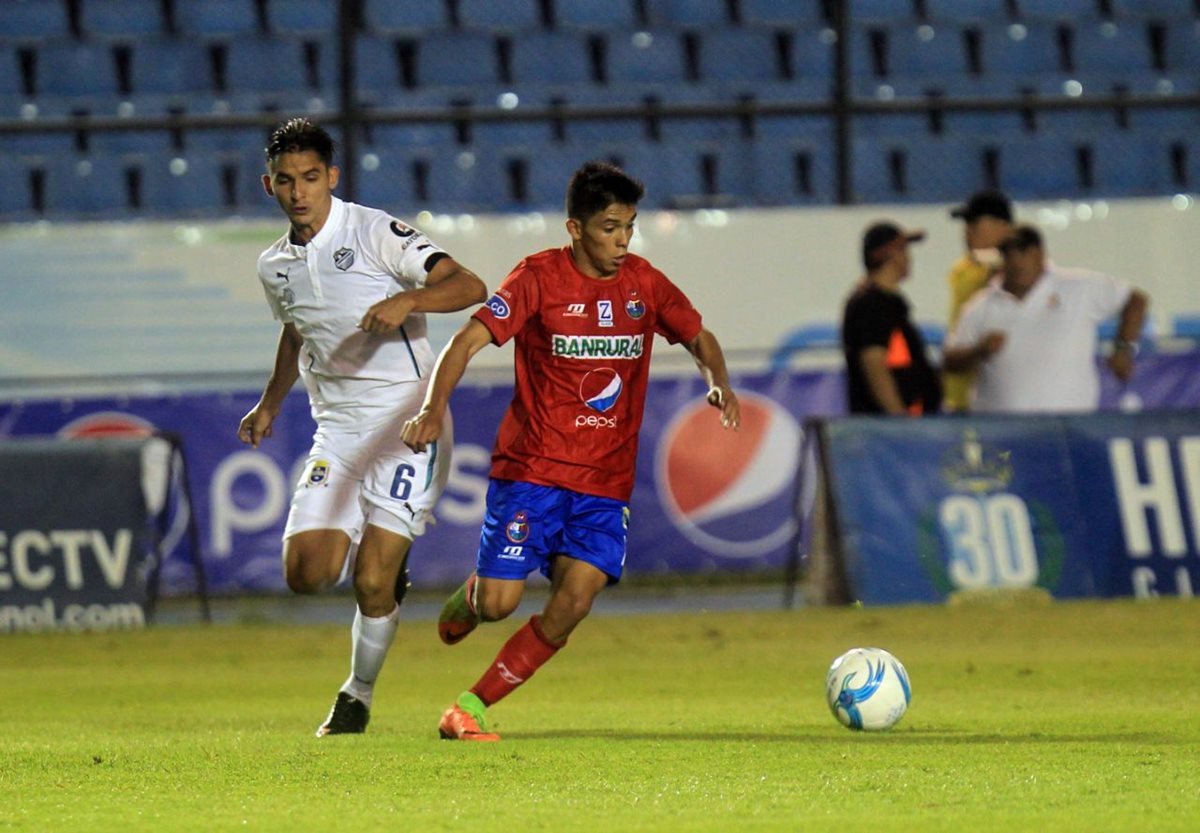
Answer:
[
  {"left": 265, "top": 118, "right": 335, "bottom": 167},
  {"left": 566, "top": 161, "right": 645, "bottom": 222}
]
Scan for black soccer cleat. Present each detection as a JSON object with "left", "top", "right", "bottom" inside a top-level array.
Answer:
[
  {"left": 394, "top": 563, "right": 412, "bottom": 606},
  {"left": 315, "top": 691, "right": 370, "bottom": 737}
]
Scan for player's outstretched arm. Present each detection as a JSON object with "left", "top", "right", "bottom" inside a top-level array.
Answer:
[
  {"left": 360, "top": 258, "right": 488, "bottom": 333},
  {"left": 401, "top": 318, "right": 495, "bottom": 452},
  {"left": 684, "top": 328, "right": 740, "bottom": 430},
  {"left": 238, "top": 323, "right": 302, "bottom": 447}
]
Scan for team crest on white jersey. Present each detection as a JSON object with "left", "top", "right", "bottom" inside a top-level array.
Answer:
[{"left": 333, "top": 247, "right": 355, "bottom": 271}]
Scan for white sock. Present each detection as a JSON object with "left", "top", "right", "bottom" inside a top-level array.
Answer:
[{"left": 341, "top": 605, "right": 400, "bottom": 709}]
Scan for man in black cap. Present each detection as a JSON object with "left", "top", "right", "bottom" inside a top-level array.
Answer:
[
  {"left": 944, "top": 189, "right": 1014, "bottom": 411},
  {"left": 841, "top": 221, "right": 942, "bottom": 415}
]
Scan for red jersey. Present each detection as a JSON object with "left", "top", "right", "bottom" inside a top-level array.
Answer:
[{"left": 473, "top": 247, "right": 703, "bottom": 501}]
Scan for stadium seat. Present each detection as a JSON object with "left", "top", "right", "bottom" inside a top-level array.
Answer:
[
  {"left": 355, "top": 145, "right": 428, "bottom": 212},
  {"left": 769, "top": 324, "right": 841, "bottom": 369},
  {"left": 851, "top": 0, "right": 919, "bottom": 23},
  {"left": 414, "top": 31, "right": 501, "bottom": 91},
  {"left": 978, "top": 21, "right": 1068, "bottom": 90},
  {"left": 266, "top": 0, "right": 338, "bottom": 36},
  {"left": 556, "top": 87, "right": 656, "bottom": 145},
  {"left": 741, "top": 0, "right": 824, "bottom": 27},
  {"left": 697, "top": 28, "right": 785, "bottom": 87},
  {"left": 993, "top": 136, "right": 1086, "bottom": 198},
  {"left": 555, "top": 0, "right": 638, "bottom": 30},
  {"left": 43, "top": 155, "right": 131, "bottom": 217},
  {"left": 1072, "top": 21, "right": 1155, "bottom": 82},
  {"left": 0, "top": 155, "right": 35, "bottom": 218},
  {"left": 362, "top": 0, "right": 449, "bottom": 33},
  {"left": 510, "top": 30, "right": 596, "bottom": 90},
  {"left": 1014, "top": 0, "right": 1103, "bottom": 21},
  {"left": 605, "top": 29, "right": 688, "bottom": 86},
  {"left": 1111, "top": 0, "right": 1198, "bottom": 18},
  {"left": 0, "top": 128, "right": 76, "bottom": 158},
  {"left": 79, "top": 0, "right": 165, "bottom": 39},
  {"left": 0, "top": 0, "right": 69, "bottom": 42},
  {"left": 1089, "top": 133, "right": 1173, "bottom": 196},
  {"left": 457, "top": 0, "right": 542, "bottom": 31},
  {"left": 786, "top": 24, "right": 836, "bottom": 86},
  {"left": 139, "top": 152, "right": 227, "bottom": 215},
  {"left": 355, "top": 34, "right": 410, "bottom": 98},
  {"left": 175, "top": 0, "right": 261, "bottom": 37},
  {"left": 852, "top": 136, "right": 986, "bottom": 204},
  {"left": 643, "top": 0, "right": 731, "bottom": 27},
  {"left": 1164, "top": 22, "right": 1200, "bottom": 72},
  {"left": 751, "top": 135, "right": 834, "bottom": 206},
  {"left": 1172, "top": 314, "right": 1200, "bottom": 338},
  {"left": 879, "top": 22, "right": 971, "bottom": 80},
  {"left": 225, "top": 35, "right": 315, "bottom": 102},
  {"left": 923, "top": 0, "right": 1012, "bottom": 23},
  {"left": 34, "top": 42, "right": 120, "bottom": 103},
  {"left": 88, "top": 128, "right": 176, "bottom": 156},
  {"left": 420, "top": 146, "right": 506, "bottom": 213},
  {"left": 370, "top": 120, "right": 459, "bottom": 154},
  {"left": 615, "top": 142, "right": 708, "bottom": 209},
  {"left": 129, "top": 37, "right": 213, "bottom": 100}
]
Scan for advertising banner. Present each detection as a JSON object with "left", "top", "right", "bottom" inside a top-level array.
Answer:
[
  {"left": 0, "top": 369, "right": 843, "bottom": 595},
  {"left": 0, "top": 439, "right": 158, "bottom": 632},
  {"left": 821, "top": 411, "right": 1200, "bottom": 605}
]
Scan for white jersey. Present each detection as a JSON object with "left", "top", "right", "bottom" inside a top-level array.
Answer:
[
  {"left": 947, "top": 264, "right": 1132, "bottom": 413},
  {"left": 257, "top": 197, "right": 449, "bottom": 427}
]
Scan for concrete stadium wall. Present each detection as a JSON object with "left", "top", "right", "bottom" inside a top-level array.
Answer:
[{"left": 1, "top": 195, "right": 1196, "bottom": 383}]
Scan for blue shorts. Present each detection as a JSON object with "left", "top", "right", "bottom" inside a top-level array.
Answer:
[{"left": 476, "top": 479, "right": 629, "bottom": 584}]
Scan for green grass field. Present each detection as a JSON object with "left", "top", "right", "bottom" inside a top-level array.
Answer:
[{"left": 2, "top": 596, "right": 1198, "bottom": 832}]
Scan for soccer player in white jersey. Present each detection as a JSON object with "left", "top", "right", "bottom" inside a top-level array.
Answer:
[
  {"left": 237, "top": 118, "right": 487, "bottom": 736},
  {"left": 943, "top": 223, "right": 1148, "bottom": 413}
]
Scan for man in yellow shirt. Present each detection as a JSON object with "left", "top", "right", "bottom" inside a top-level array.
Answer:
[{"left": 944, "top": 190, "right": 1014, "bottom": 411}]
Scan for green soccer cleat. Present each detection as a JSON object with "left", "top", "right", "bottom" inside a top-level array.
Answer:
[
  {"left": 438, "top": 573, "right": 481, "bottom": 645},
  {"left": 438, "top": 691, "right": 499, "bottom": 741}
]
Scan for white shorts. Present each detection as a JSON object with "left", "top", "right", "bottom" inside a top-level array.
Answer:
[{"left": 283, "top": 405, "right": 453, "bottom": 545}]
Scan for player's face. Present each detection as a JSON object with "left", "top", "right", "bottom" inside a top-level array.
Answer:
[
  {"left": 966, "top": 216, "right": 1011, "bottom": 250},
  {"left": 263, "top": 150, "right": 340, "bottom": 238},
  {"left": 568, "top": 203, "right": 637, "bottom": 278},
  {"left": 999, "top": 240, "right": 1044, "bottom": 292}
]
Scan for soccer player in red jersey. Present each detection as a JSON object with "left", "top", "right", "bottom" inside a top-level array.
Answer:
[{"left": 400, "top": 161, "right": 741, "bottom": 740}]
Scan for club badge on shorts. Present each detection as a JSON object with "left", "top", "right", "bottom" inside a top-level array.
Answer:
[{"left": 306, "top": 459, "right": 331, "bottom": 487}]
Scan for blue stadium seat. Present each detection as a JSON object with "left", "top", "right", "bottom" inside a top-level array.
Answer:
[
  {"left": 741, "top": 0, "right": 824, "bottom": 27},
  {"left": 852, "top": 136, "right": 986, "bottom": 204},
  {"left": 129, "top": 37, "right": 213, "bottom": 99},
  {"left": 43, "top": 155, "right": 130, "bottom": 217},
  {"left": 88, "top": 128, "right": 176, "bottom": 156},
  {"left": 266, "top": 0, "right": 338, "bottom": 36},
  {"left": 354, "top": 145, "right": 427, "bottom": 212},
  {"left": 751, "top": 135, "right": 834, "bottom": 205},
  {"left": 880, "top": 23, "right": 971, "bottom": 80},
  {"left": 769, "top": 324, "right": 841, "bottom": 368},
  {"left": 616, "top": 142, "right": 708, "bottom": 209},
  {"left": 606, "top": 29, "right": 687, "bottom": 86},
  {"left": 644, "top": 0, "right": 731, "bottom": 27},
  {"left": 0, "top": 155, "right": 35, "bottom": 218},
  {"left": 787, "top": 25, "right": 836, "bottom": 86},
  {"left": 556, "top": 87, "right": 655, "bottom": 145},
  {"left": 139, "top": 152, "right": 226, "bottom": 215},
  {"left": 1172, "top": 315, "right": 1200, "bottom": 338},
  {"left": 1111, "top": 0, "right": 1198, "bottom": 18},
  {"left": 79, "top": 0, "right": 165, "bottom": 39},
  {"left": 355, "top": 34, "right": 408, "bottom": 99},
  {"left": 0, "top": 44, "right": 23, "bottom": 99},
  {"left": 225, "top": 35, "right": 314, "bottom": 103},
  {"left": 1164, "top": 21, "right": 1200, "bottom": 71},
  {"left": 471, "top": 111, "right": 558, "bottom": 149},
  {"left": 993, "top": 136, "right": 1085, "bottom": 198},
  {"left": 458, "top": 0, "right": 541, "bottom": 31},
  {"left": 1090, "top": 133, "right": 1173, "bottom": 196},
  {"left": 421, "top": 146, "right": 506, "bottom": 213},
  {"left": 655, "top": 86, "right": 749, "bottom": 142},
  {"left": 415, "top": 31, "right": 500, "bottom": 90},
  {"left": 555, "top": 0, "right": 638, "bottom": 30},
  {"left": 363, "top": 0, "right": 449, "bottom": 34},
  {"left": 0, "top": 128, "right": 75, "bottom": 157},
  {"left": 370, "top": 121, "right": 459, "bottom": 154},
  {"left": 978, "top": 22, "right": 1067, "bottom": 85},
  {"left": 1014, "top": 0, "right": 1103, "bottom": 20},
  {"left": 186, "top": 126, "right": 269, "bottom": 153},
  {"left": 698, "top": 29, "right": 784, "bottom": 86},
  {"left": 510, "top": 30, "right": 595, "bottom": 90},
  {"left": 0, "top": 0, "right": 69, "bottom": 42},
  {"left": 35, "top": 42, "right": 120, "bottom": 103},
  {"left": 175, "top": 0, "right": 260, "bottom": 37},
  {"left": 1072, "top": 21, "right": 1155, "bottom": 82},
  {"left": 851, "top": 0, "right": 919, "bottom": 23},
  {"left": 854, "top": 112, "right": 935, "bottom": 137},
  {"left": 923, "top": 0, "right": 1011, "bottom": 23}
]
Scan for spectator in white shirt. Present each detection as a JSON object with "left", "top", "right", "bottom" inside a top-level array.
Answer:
[{"left": 943, "top": 224, "right": 1148, "bottom": 413}]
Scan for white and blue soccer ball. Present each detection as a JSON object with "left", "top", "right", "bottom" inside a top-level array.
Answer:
[{"left": 825, "top": 647, "right": 912, "bottom": 731}]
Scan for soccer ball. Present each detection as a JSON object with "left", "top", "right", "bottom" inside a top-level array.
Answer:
[{"left": 825, "top": 647, "right": 911, "bottom": 731}]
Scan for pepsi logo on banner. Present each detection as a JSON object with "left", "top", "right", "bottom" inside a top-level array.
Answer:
[
  {"left": 580, "top": 368, "right": 622, "bottom": 413},
  {"left": 58, "top": 412, "right": 156, "bottom": 439},
  {"left": 654, "top": 392, "right": 801, "bottom": 557}
]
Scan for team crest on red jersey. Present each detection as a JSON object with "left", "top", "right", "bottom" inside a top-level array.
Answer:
[
  {"left": 625, "top": 291, "right": 646, "bottom": 320},
  {"left": 506, "top": 511, "right": 530, "bottom": 543}
]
